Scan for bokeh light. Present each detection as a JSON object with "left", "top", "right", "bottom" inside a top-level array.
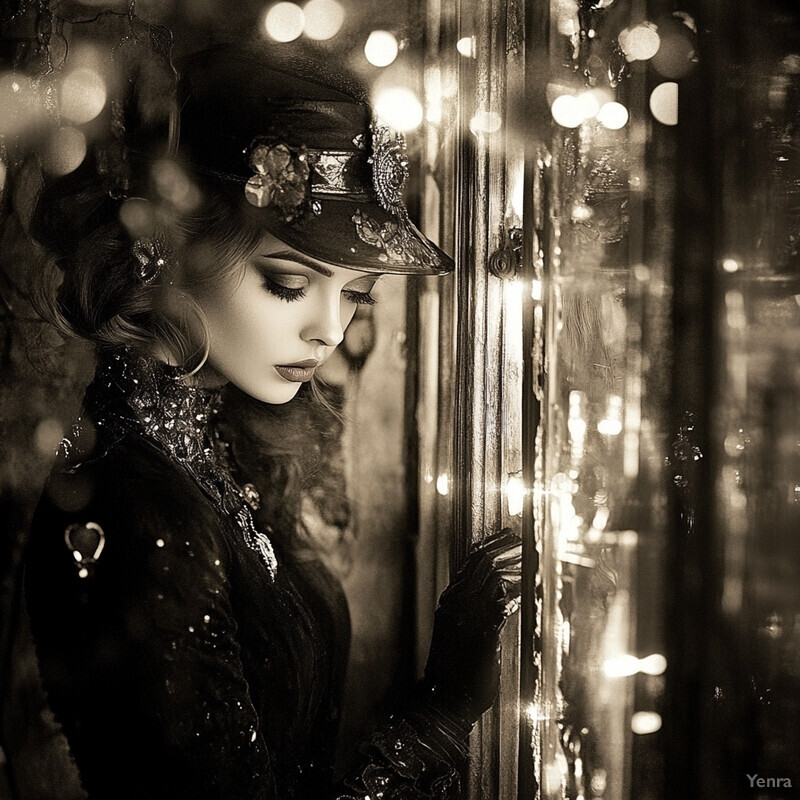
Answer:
[
  {"left": 722, "top": 257, "right": 741, "bottom": 273},
  {"left": 639, "top": 653, "right": 667, "bottom": 675},
  {"left": 506, "top": 475, "right": 525, "bottom": 517},
  {"left": 0, "top": 160, "right": 6, "bottom": 194},
  {"left": 302, "top": 0, "right": 344, "bottom": 40},
  {"left": 576, "top": 90, "right": 601, "bottom": 120},
  {"left": 597, "top": 101, "right": 629, "bottom": 130},
  {"left": 264, "top": 2, "right": 305, "bottom": 42},
  {"left": 651, "top": 18, "right": 696, "bottom": 78},
  {"left": 619, "top": 22, "right": 661, "bottom": 62},
  {"left": 571, "top": 202, "right": 593, "bottom": 222},
  {"left": 0, "top": 72, "right": 37, "bottom": 136},
  {"left": 119, "top": 197, "right": 155, "bottom": 238},
  {"left": 34, "top": 418, "right": 65, "bottom": 456},
  {"left": 60, "top": 67, "right": 107, "bottom": 124},
  {"left": 151, "top": 159, "right": 202, "bottom": 212},
  {"left": 650, "top": 82, "right": 679, "bottom": 125},
  {"left": 374, "top": 87, "right": 422, "bottom": 131},
  {"left": 469, "top": 109, "right": 502, "bottom": 135},
  {"left": 41, "top": 127, "right": 87, "bottom": 176},
  {"left": 631, "top": 711, "right": 662, "bottom": 735},
  {"left": 550, "top": 94, "right": 583, "bottom": 128},
  {"left": 364, "top": 30, "right": 399, "bottom": 68},
  {"left": 436, "top": 473, "right": 450, "bottom": 496},
  {"left": 456, "top": 36, "right": 475, "bottom": 58}
]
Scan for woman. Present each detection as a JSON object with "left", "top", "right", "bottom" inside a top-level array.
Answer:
[{"left": 23, "top": 41, "right": 521, "bottom": 799}]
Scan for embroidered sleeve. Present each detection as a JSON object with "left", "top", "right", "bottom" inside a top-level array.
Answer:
[{"left": 333, "top": 695, "right": 472, "bottom": 800}]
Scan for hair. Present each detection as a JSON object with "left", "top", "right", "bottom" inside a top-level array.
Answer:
[
  {"left": 28, "top": 159, "right": 266, "bottom": 371},
  {"left": 28, "top": 153, "right": 352, "bottom": 563}
]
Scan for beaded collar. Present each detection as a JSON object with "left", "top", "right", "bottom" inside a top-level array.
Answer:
[{"left": 75, "top": 349, "right": 278, "bottom": 580}]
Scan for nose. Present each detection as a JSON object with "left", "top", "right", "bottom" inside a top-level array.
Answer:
[{"left": 300, "top": 292, "right": 346, "bottom": 348}]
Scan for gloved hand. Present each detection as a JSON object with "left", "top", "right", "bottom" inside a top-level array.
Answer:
[{"left": 421, "top": 528, "right": 522, "bottom": 724}]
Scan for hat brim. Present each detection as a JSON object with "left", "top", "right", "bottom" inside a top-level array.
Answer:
[{"left": 240, "top": 195, "right": 454, "bottom": 276}]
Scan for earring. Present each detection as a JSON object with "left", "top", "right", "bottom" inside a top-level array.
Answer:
[{"left": 133, "top": 233, "right": 170, "bottom": 284}]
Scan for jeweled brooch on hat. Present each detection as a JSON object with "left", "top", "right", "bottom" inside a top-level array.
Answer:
[
  {"left": 369, "top": 122, "right": 409, "bottom": 216},
  {"left": 244, "top": 138, "right": 311, "bottom": 221}
]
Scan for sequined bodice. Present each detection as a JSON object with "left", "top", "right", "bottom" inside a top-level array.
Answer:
[{"left": 78, "top": 349, "right": 278, "bottom": 579}]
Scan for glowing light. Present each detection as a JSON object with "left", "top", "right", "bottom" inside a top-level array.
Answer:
[
  {"left": 264, "top": 3, "right": 305, "bottom": 42},
  {"left": 631, "top": 711, "right": 662, "bottom": 735},
  {"left": 542, "top": 753, "right": 569, "bottom": 796},
  {"left": 568, "top": 391, "right": 587, "bottom": 460},
  {"left": 603, "top": 653, "right": 667, "bottom": 677},
  {"left": 34, "top": 418, "right": 65, "bottom": 456},
  {"left": 597, "top": 101, "right": 629, "bottom": 130},
  {"left": 722, "top": 257, "right": 740, "bottom": 273},
  {"left": 603, "top": 654, "right": 641, "bottom": 677},
  {"left": 506, "top": 474, "right": 525, "bottom": 517},
  {"left": 597, "top": 395, "right": 623, "bottom": 436},
  {"left": 436, "top": 473, "right": 450, "bottom": 496},
  {"left": 302, "top": 0, "right": 344, "bottom": 39},
  {"left": 60, "top": 67, "right": 106, "bottom": 124},
  {"left": 725, "top": 290, "right": 746, "bottom": 330},
  {"left": 531, "top": 279, "right": 543, "bottom": 301},
  {"left": 571, "top": 202, "right": 593, "bottom": 221},
  {"left": 151, "top": 159, "right": 202, "bottom": 211},
  {"left": 469, "top": 109, "right": 502, "bottom": 135},
  {"left": 550, "top": 94, "right": 583, "bottom": 128},
  {"left": 41, "top": 127, "right": 87, "bottom": 176},
  {"left": 576, "top": 90, "right": 601, "bottom": 120},
  {"left": 374, "top": 88, "right": 422, "bottom": 131},
  {"left": 650, "top": 82, "right": 678, "bottom": 126},
  {"left": 425, "top": 66, "right": 442, "bottom": 123},
  {"left": 0, "top": 73, "right": 36, "bottom": 136},
  {"left": 456, "top": 36, "right": 475, "bottom": 58},
  {"left": 639, "top": 653, "right": 667, "bottom": 675},
  {"left": 591, "top": 506, "right": 610, "bottom": 531},
  {"left": 364, "top": 30, "right": 399, "bottom": 67},
  {"left": 119, "top": 197, "right": 153, "bottom": 237},
  {"left": 0, "top": 160, "right": 6, "bottom": 194},
  {"left": 619, "top": 23, "right": 661, "bottom": 61}
]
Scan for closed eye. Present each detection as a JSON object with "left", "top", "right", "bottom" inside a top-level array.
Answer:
[
  {"left": 260, "top": 273, "right": 307, "bottom": 302},
  {"left": 342, "top": 288, "right": 377, "bottom": 305},
  {"left": 342, "top": 277, "right": 380, "bottom": 306}
]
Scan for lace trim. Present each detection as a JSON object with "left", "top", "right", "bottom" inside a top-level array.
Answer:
[{"left": 73, "top": 349, "right": 278, "bottom": 580}]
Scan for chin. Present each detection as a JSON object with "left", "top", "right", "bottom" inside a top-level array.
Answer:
[{"left": 238, "top": 379, "right": 303, "bottom": 405}]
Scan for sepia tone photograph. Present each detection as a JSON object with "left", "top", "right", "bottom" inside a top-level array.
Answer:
[{"left": 0, "top": 0, "right": 798, "bottom": 798}]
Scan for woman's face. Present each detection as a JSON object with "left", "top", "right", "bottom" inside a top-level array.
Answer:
[{"left": 190, "top": 230, "right": 382, "bottom": 404}]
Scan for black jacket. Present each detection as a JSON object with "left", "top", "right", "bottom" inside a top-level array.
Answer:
[{"left": 24, "top": 351, "right": 467, "bottom": 799}]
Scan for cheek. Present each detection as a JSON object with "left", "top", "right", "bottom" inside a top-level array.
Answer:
[{"left": 342, "top": 302, "right": 358, "bottom": 331}]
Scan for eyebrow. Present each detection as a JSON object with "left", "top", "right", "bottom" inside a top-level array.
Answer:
[{"left": 259, "top": 250, "right": 333, "bottom": 277}]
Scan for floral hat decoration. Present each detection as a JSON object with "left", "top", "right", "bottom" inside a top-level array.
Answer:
[{"left": 173, "top": 42, "right": 453, "bottom": 276}]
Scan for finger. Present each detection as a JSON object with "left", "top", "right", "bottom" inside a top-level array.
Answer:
[
  {"left": 496, "top": 566, "right": 521, "bottom": 580},
  {"left": 476, "top": 528, "right": 520, "bottom": 553},
  {"left": 469, "top": 532, "right": 521, "bottom": 581},
  {"left": 475, "top": 548, "right": 522, "bottom": 592},
  {"left": 502, "top": 596, "right": 521, "bottom": 618},
  {"left": 492, "top": 546, "right": 522, "bottom": 568}
]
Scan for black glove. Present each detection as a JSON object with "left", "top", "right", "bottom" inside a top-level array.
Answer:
[{"left": 421, "top": 528, "right": 522, "bottom": 724}]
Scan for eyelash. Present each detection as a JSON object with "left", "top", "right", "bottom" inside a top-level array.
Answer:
[{"left": 261, "top": 275, "right": 377, "bottom": 306}]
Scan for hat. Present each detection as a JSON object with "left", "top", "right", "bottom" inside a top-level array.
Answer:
[{"left": 174, "top": 43, "right": 453, "bottom": 276}]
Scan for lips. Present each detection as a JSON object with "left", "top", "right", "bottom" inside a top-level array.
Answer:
[{"left": 274, "top": 359, "right": 319, "bottom": 383}]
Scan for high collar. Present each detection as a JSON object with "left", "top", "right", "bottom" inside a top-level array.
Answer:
[
  {"left": 88, "top": 348, "right": 223, "bottom": 467},
  {"left": 81, "top": 348, "right": 278, "bottom": 580}
]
